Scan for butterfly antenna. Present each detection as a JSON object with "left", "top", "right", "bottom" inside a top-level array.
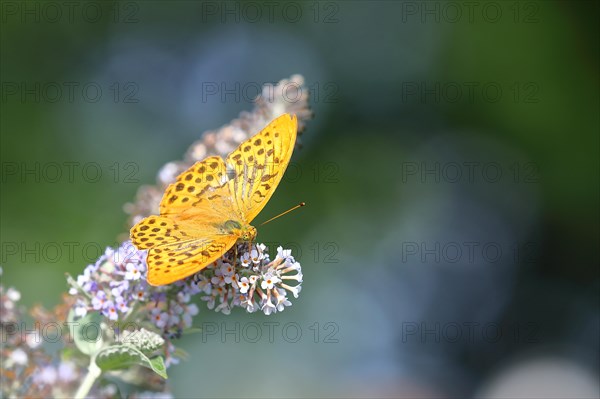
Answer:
[{"left": 260, "top": 202, "right": 306, "bottom": 226}]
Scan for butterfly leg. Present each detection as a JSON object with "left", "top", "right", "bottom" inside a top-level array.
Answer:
[{"left": 232, "top": 244, "right": 238, "bottom": 268}]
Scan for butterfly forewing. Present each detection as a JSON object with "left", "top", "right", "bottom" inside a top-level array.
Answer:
[
  {"left": 159, "top": 156, "right": 229, "bottom": 216},
  {"left": 226, "top": 114, "right": 297, "bottom": 222}
]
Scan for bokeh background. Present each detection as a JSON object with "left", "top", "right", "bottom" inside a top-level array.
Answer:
[{"left": 1, "top": 1, "right": 598, "bottom": 397}]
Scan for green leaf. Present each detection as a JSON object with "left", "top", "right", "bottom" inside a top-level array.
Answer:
[
  {"left": 147, "top": 356, "right": 168, "bottom": 379},
  {"left": 74, "top": 312, "right": 103, "bottom": 356},
  {"left": 96, "top": 344, "right": 168, "bottom": 379}
]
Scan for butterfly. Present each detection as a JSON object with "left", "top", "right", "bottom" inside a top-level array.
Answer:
[{"left": 130, "top": 113, "right": 298, "bottom": 286}]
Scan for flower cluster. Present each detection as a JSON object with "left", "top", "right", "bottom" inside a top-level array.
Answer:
[
  {"left": 195, "top": 244, "right": 303, "bottom": 315},
  {"left": 70, "top": 242, "right": 149, "bottom": 321},
  {"left": 147, "top": 278, "right": 200, "bottom": 340},
  {"left": 68, "top": 242, "right": 200, "bottom": 340},
  {"left": 69, "top": 241, "right": 303, "bottom": 329},
  {"left": 1, "top": 267, "right": 85, "bottom": 398}
]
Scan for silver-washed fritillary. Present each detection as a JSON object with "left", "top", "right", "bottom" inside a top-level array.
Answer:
[{"left": 130, "top": 114, "right": 298, "bottom": 286}]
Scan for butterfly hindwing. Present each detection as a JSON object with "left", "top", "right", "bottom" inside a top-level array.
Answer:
[
  {"left": 130, "top": 215, "right": 190, "bottom": 250},
  {"left": 131, "top": 215, "right": 237, "bottom": 285},
  {"left": 226, "top": 114, "right": 297, "bottom": 222},
  {"left": 146, "top": 234, "right": 237, "bottom": 286}
]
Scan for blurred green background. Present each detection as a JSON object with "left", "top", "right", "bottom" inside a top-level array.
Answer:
[{"left": 1, "top": 1, "right": 598, "bottom": 397}]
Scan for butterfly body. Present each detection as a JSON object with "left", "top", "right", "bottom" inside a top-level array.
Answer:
[
  {"left": 130, "top": 114, "right": 297, "bottom": 286},
  {"left": 219, "top": 220, "right": 256, "bottom": 243}
]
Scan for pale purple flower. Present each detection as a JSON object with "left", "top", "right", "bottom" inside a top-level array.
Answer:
[
  {"left": 35, "top": 365, "right": 57, "bottom": 385},
  {"left": 125, "top": 262, "right": 142, "bottom": 280},
  {"left": 58, "top": 361, "right": 78, "bottom": 383},
  {"left": 91, "top": 291, "right": 107, "bottom": 310},
  {"left": 116, "top": 297, "right": 130, "bottom": 313},
  {"left": 151, "top": 308, "right": 169, "bottom": 329},
  {"left": 102, "top": 301, "right": 119, "bottom": 321}
]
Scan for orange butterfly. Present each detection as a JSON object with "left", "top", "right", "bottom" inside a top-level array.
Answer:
[{"left": 130, "top": 114, "right": 298, "bottom": 285}]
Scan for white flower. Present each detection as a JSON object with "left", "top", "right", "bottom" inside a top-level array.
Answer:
[
  {"left": 215, "top": 301, "right": 231, "bottom": 315},
  {"left": 241, "top": 296, "right": 258, "bottom": 313},
  {"left": 201, "top": 295, "right": 215, "bottom": 310},
  {"left": 134, "top": 287, "right": 147, "bottom": 301},
  {"left": 281, "top": 283, "right": 302, "bottom": 298},
  {"left": 76, "top": 274, "right": 90, "bottom": 287},
  {"left": 74, "top": 304, "right": 88, "bottom": 317},
  {"left": 281, "top": 261, "right": 302, "bottom": 272},
  {"left": 182, "top": 304, "right": 199, "bottom": 327},
  {"left": 241, "top": 252, "right": 251, "bottom": 267},
  {"left": 36, "top": 366, "right": 58, "bottom": 385},
  {"left": 9, "top": 348, "right": 28, "bottom": 366},
  {"left": 261, "top": 296, "right": 277, "bottom": 315},
  {"left": 26, "top": 334, "right": 42, "bottom": 349},
  {"left": 158, "top": 162, "right": 180, "bottom": 185},
  {"left": 192, "top": 274, "right": 212, "bottom": 294},
  {"left": 58, "top": 361, "right": 78, "bottom": 383},
  {"left": 276, "top": 246, "right": 292, "bottom": 261},
  {"left": 6, "top": 287, "right": 21, "bottom": 302},
  {"left": 220, "top": 263, "right": 235, "bottom": 277},
  {"left": 177, "top": 291, "right": 190, "bottom": 303},
  {"left": 261, "top": 273, "right": 281, "bottom": 290},
  {"left": 274, "top": 288, "right": 292, "bottom": 312},
  {"left": 211, "top": 274, "right": 226, "bottom": 287},
  {"left": 111, "top": 280, "right": 129, "bottom": 297},
  {"left": 250, "top": 249, "right": 261, "bottom": 264},
  {"left": 125, "top": 263, "right": 142, "bottom": 280},
  {"left": 282, "top": 272, "right": 303, "bottom": 282},
  {"left": 238, "top": 277, "right": 251, "bottom": 294}
]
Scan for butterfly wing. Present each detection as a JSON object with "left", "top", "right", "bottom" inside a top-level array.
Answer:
[
  {"left": 146, "top": 235, "right": 236, "bottom": 286},
  {"left": 132, "top": 156, "right": 239, "bottom": 286},
  {"left": 131, "top": 215, "right": 237, "bottom": 285},
  {"left": 159, "top": 156, "right": 229, "bottom": 216},
  {"left": 225, "top": 113, "right": 298, "bottom": 222}
]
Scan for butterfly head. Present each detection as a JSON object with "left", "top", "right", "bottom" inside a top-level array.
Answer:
[{"left": 240, "top": 225, "right": 257, "bottom": 242}]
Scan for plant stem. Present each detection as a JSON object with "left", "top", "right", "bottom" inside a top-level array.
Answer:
[{"left": 75, "top": 356, "right": 101, "bottom": 399}]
